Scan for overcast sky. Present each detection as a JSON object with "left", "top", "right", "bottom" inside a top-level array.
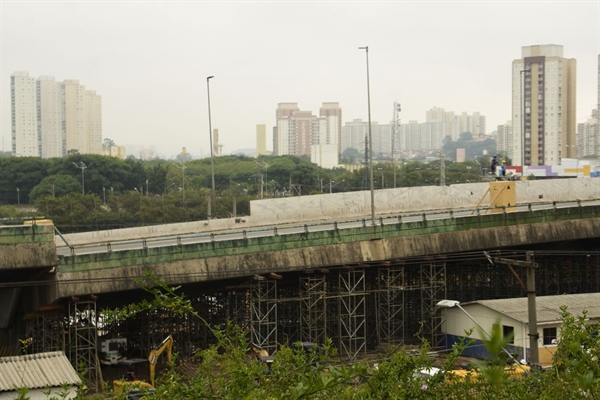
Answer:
[{"left": 2, "top": 0, "right": 599, "bottom": 159}]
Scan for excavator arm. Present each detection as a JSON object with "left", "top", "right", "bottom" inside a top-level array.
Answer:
[{"left": 148, "top": 335, "right": 173, "bottom": 387}]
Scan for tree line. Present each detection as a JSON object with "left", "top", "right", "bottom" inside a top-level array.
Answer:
[{"left": 0, "top": 154, "right": 492, "bottom": 233}]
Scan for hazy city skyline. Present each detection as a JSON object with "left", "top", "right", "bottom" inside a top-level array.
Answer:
[{"left": 2, "top": 1, "right": 599, "bottom": 158}]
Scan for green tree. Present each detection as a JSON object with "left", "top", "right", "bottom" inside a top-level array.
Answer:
[
  {"left": 0, "top": 157, "right": 51, "bottom": 204},
  {"left": 29, "top": 174, "right": 81, "bottom": 202}
]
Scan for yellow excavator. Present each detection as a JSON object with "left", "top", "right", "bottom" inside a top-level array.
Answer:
[{"left": 113, "top": 335, "right": 173, "bottom": 399}]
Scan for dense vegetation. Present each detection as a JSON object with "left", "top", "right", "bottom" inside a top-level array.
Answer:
[
  {"left": 0, "top": 153, "right": 492, "bottom": 233},
  {"left": 23, "top": 273, "right": 600, "bottom": 400}
]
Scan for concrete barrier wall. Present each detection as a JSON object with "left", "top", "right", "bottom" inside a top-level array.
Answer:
[
  {"left": 57, "top": 177, "right": 600, "bottom": 246},
  {"left": 251, "top": 177, "right": 600, "bottom": 224}
]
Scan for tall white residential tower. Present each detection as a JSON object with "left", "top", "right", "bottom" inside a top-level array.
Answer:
[
  {"left": 512, "top": 45, "right": 577, "bottom": 166},
  {"left": 11, "top": 72, "right": 39, "bottom": 157},
  {"left": 37, "top": 76, "right": 65, "bottom": 158}
]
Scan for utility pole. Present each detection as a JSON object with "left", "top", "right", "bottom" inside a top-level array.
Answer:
[
  {"left": 392, "top": 102, "right": 401, "bottom": 188},
  {"left": 485, "top": 251, "right": 540, "bottom": 370},
  {"left": 439, "top": 150, "right": 445, "bottom": 187},
  {"left": 73, "top": 162, "right": 92, "bottom": 194}
]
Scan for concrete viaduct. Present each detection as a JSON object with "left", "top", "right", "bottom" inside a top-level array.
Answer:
[{"left": 2, "top": 178, "right": 600, "bottom": 364}]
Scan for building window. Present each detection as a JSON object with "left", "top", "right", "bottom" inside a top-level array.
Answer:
[
  {"left": 503, "top": 325, "right": 515, "bottom": 344},
  {"left": 543, "top": 327, "right": 557, "bottom": 345}
]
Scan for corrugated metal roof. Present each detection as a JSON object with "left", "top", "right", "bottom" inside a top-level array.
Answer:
[
  {"left": 0, "top": 351, "right": 81, "bottom": 392},
  {"left": 468, "top": 293, "right": 600, "bottom": 325}
]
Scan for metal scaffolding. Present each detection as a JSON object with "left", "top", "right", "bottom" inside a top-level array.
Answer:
[
  {"left": 377, "top": 265, "right": 406, "bottom": 347},
  {"left": 250, "top": 278, "right": 278, "bottom": 355},
  {"left": 299, "top": 273, "right": 327, "bottom": 344},
  {"left": 34, "top": 251, "right": 600, "bottom": 378},
  {"left": 68, "top": 299, "right": 101, "bottom": 392},
  {"left": 420, "top": 261, "right": 446, "bottom": 349},
  {"left": 338, "top": 269, "right": 367, "bottom": 359},
  {"left": 26, "top": 310, "right": 65, "bottom": 355}
]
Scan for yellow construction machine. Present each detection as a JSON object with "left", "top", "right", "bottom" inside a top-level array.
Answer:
[{"left": 113, "top": 335, "right": 173, "bottom": 399}]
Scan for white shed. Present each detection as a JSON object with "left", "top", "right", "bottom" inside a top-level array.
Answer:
[
  {"left": 0, "top": 351, "right": 81, "bottom": 400},
  {"left": 439, "top": 293, "right": 600, "bottom": 365}
]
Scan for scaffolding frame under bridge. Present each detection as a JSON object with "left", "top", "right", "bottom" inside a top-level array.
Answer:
[{"left": 25, "top": 251, "right": 600, "bottom": 372}]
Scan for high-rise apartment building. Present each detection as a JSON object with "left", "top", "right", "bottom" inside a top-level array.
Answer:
[
  {"left": 275, "top": 102, "right": 341, "bottom": 167},
  {"left": 400, "top": 121, "right": 445, "bottom": 151},
  {"left": 85, "top": 90, "right": 103, "bottom": 155},
  {"left": 341, "top": 119, "right": 367, "bottom": 155},
  {"left": 11, "top": 72, "right": 102, "bottom": 158},
  {"left": 425, "top": 107, "right": 485, "bottom": 141},
  {"left": 512, "top": 45, "right": 577, "bottom": 166},
  {"left": 11, "top": 72, "right": 39, "bottom": 157},
  {"left": 37, "top": 76, "right": 65, "bottom": 158},
  {"left": 496, "top": 122, "right": 512, "bottom": 155},
  {"left": 319, "top": 102, "right": 342, "bottom": 153},
  {"left": 63, "top": 80, "right": 87, "bottom": 154},
  {"left": 256, "top": 124, "right": 267, "bottom": 156}
]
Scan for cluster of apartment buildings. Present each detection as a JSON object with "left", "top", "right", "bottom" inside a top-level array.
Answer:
[
  {"left": 12, "top": 45, "right": 599, "bottom": 167},
  {"left": 268, "top": 45, "right": 599, "bottom": 169},
  {"left": 11, "top": 71, "right": 103, "bottom": 158},
  {"left": 268, "top": 102, "right": 486, "bottom": 168}
]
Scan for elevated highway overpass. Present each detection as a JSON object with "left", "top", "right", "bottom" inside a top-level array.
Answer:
[{"left": 2, "top": 178, "right": 600, "bottom": 365}]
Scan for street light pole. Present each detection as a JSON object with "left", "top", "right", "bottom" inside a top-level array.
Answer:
[
  {"left": 520, "top": 69, "right": 526, "bottom": 175},
  {"left": 16, "top": 187, "right": 20, "bottom": 205},
  {"left": 207, "top": 76, "right": 216, "bottom": 219},
  {"left": 73, "top": 162, "right": 92, "bottom": 194},
  {"left": 329, "top": 179, "right": 345, "bottom": 194},
  {"left": 359, "top": 46, "right": 376, "bottom": 226}
]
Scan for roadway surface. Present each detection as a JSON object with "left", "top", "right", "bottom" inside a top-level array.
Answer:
[{"left": 56, "top": 199, "right": 600, "bottom": 257}]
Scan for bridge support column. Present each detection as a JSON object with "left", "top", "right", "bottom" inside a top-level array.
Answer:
[
  {"left": 338, "top": 269, "right": 366, "bottom": 359},
  {"left": 250, "top": 279, "right": 277, "bottom": 356},
  {"left": 377, "top": 265, "right": 405, "bottom": 347},
  {"left": 300, "top": 273, "right": 327, "bottom": 344},
  {"left": 421, "top": 261, "right": 446, "bottom": 349}
]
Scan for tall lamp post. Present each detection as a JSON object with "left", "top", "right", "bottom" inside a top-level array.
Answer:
[
  {"left": 207, "top": 75, "right": 216, "bottom": 218},
  {"left": 520, "top": 69, "right": 527, "bottom": 175},
  {"left": 73, "top": 161, "right": 92, "bottom": 194},
  {"left": 359, "top": 46, "right": 376, "bottom": 226}
]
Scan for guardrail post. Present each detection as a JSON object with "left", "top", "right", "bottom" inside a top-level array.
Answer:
[
  {"left": 449, "top": 210, "right": 454, "bottom": 218},
  {"left": 476, "top": 208, "right": 480, "bottom": 216},
  {"left": 379, "top": 217, "right": 384, "bottom": 226},
  {"left": 398, "top": 215, "right": 402, "bottom": 223},
  {"left": 274, "top": 227, "right": 278, "bottom": 236},
  {"left": 243, "top": 230, "right": 247, "bottom": 239},
  {"left": 304, "top": 224, "right": 309, "bottom": 233},
  {"left": 362, "top": 219, "right": 366, "bottom": 227},
  {"left": 528, "top": 203, "right": 532, "bottom": 212},
  {"left": 503, "top": 206, "right": 507, "bottom": 214},
  {"left": 177, "top": 236, "right": 182, "bottom": 246},
  {"left": 422, "top": 213, "right": 427, "bottom": 222},
  {"left": 553, "top": 201, "right": 557, "bottom": 210},
  {"left": 577, "top": 199, "right": 581, "bottom": 207},
  {"left": 106, "top": 243, "right": 112, "bottom": 253},
  {"left": 70, "top": 246, "right": 75, "bottom": 257},
  {"left": 210, "top": 233, "right": 215, "bottom": 241},
  {"left": 333, "top": 222, "right": 338, "bottom": 230},
  {"left": 142, "top": 239, "right": 147, "bottom": 250}
]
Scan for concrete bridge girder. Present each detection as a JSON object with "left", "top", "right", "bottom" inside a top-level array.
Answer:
[{"left": 56, "top": 214, "right": 600, "bottom": 300}]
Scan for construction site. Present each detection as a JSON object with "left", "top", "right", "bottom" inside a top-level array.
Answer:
[{"left": 22, "top": 246, "right": 600, "bottom": 391}]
